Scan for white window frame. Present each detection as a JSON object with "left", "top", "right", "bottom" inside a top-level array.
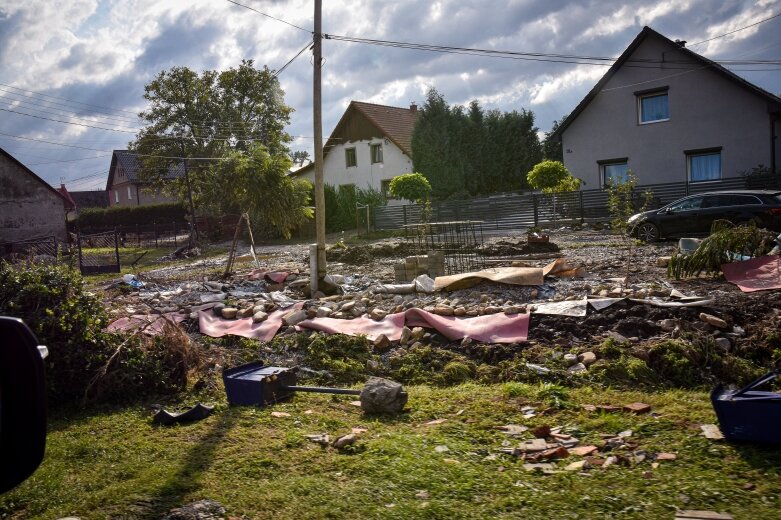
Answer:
[
  {"left": 114, "top": 190, "right": 119, "bottom": 203},
  {"left": 370, "top": 143, "right": 383, "bottom": 164},
  {"left": 687, "top": 149, "right": 722, "bottom": 183},
  {"left": 127, "top": 186, "right": 133, "bottom": 199},
  {"left": 637, "top": 90, "right": 669, "bottom": 125},
  {"left": 345, "top": 147, "right": 357, "bottom": 168}
]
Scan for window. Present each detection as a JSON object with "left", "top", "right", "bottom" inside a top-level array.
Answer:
[
  {"left": 345, "top": 147, "right": 357, "bottom": 168},
  {"left": 688, "top": 150, "right": 721, "bottom": 182},
  {"left": 637, "top": 88, "right": 669, "bottom": 124},
  {"left": 668, "top": 196, "right": 703, "bottom": 212},
  {"left": 127, "top": 186, "right": 133, "bottom": 199},
  {"left": 381, "top": 179, "right": 395, "bottom": 199},
  {"left": 114, "top": 190, "right": 119, "bottom": 203},
  {"left": 600, "top": 160, "right": 629, "bottom": 186},
  {"left": 370, "top": 143, "right": 383, "bottom": 164}
]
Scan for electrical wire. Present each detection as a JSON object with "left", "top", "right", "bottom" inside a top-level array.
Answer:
[
  {"left": 273, "top": 40, "right": 313, "bottom": 77},
  {"left": 688, "top": 11, "right": 781, "bottom": 47},
  {"left": 224, "top": 0, "right": 311, "bottom": 33}
]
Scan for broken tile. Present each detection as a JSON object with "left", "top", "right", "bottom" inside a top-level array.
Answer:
[
  {"left": 537, "top": 446, "right": 569, "bottom": 460},
  {"left": 656, "top": 452, "right": 677, "bottom": 461},
  {"left": 495, "top": 424, "right": 529, "bottom": 436},
  {"left": 623, "top": 402, "right": 652, "bottom": 414},
  {"left": 565, "top": 460, "right": 589, "bottom": 471},
  {"left": 517, "top": 438, "right": 549, "bottom": 452},
  {"left": 675, "top": 510, "right": 734, "bottom": 520},
  {"left": 569, "top": 445, "right": 598, "bottom": 457}
]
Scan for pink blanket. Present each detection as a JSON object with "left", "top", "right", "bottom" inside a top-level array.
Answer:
[
  {"left": 107, "top": 313, "right": 186, "bottom": 336},
  {"left": 297, "top": 308, "right": 529, "bottom": 344},
  {"left": 198, "top": 302, "right": 304, "bottom": 341},
  {"left": 722, "top": 256, "right": 781, "bottom": 293}
]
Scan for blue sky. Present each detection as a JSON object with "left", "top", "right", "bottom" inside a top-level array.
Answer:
[{"left": 0, "top": 0, "right": 779, "bottom": 191}]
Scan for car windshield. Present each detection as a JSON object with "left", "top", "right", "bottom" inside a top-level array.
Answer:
[{"left": 667, "top": 196, "right": 702, "bottom": 211}]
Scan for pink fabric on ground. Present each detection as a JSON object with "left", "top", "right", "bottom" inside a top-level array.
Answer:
[
  {"left": 198, "top": 302, "right": 304, "bottom": 341},
  {"left": 297, "top": 308, "right": 529, "bottom": 344},
  {"left": 296, "top": 313, "right": 407, "bottom": 341},
  {"left": 722, "top": 256, "right": 781, "bottom": 293},
  {"left": 245, "top": 269, "right": 290, "bottom": 283},
  {"left": 107, "top": 313, "right": 186, "bottom": 336}
]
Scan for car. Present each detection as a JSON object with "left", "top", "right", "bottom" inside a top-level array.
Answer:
[{"left": 628, "top": 190, "right": 781, "bottom": 242}]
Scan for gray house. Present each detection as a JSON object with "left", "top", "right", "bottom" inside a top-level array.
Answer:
[
  {"left": 0, "top": 147, "right": 68, "bottom": 245},
  {"left": 106, "top": 150, "right": 182, "bottom": 207},
  {"left": 554, "top": 26, "right": 781, "bottom": 189}
]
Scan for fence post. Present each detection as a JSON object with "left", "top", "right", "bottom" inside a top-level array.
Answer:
[
  {"left": 402, "top": 205, "right": 407, "bottom": 229},
  {"left": 533, "top": 194, "right": 539, "bottom": 228},
  {"left": 154, "top": 221, "right": 158, "bottom": 247},
  {"left": 579, "top": 191, "right": 585, "bottom": 224}
]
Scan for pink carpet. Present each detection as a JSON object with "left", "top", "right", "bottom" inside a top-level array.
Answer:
[
  {"left": 198, "top": 302, "right": 304, "bottom": 341},
  {"left": 722, "top": 256, "right": 781, "bottom": 293},
  {"left": 297, "top": 308, "right": 529, "bottom": 344}
]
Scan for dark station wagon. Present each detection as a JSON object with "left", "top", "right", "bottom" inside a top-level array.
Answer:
[{"left": 628, "top": 190, "right": 781, "bottom": 242}]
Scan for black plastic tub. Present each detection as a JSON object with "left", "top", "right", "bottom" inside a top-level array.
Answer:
[{"left": 711, "top": 370, "right": 781, "bottom": 443}]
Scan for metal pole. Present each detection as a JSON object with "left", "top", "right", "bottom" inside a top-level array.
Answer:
[{"left": 313, "top": 0, "right": 327, "bottom": 283}]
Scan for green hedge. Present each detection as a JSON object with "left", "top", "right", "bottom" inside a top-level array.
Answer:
[
  {"left": 322, "top": 184, "right": 385, "bottom": 233},
  {"left": 74, "top": 202, "right": 186, "bottom": 229}
]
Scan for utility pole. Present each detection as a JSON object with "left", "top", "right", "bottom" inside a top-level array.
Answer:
[{"left": 313, "top": 0, "right": 327, "bottom": 284}]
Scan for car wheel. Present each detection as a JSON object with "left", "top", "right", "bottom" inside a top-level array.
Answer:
[{"left": 635, "top": 222, "right": 659, "bottom": 243}]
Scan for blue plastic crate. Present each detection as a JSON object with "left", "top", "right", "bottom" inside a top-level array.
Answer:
[{"left": 711, "top": 370, "right": 781, "bottom": 443}]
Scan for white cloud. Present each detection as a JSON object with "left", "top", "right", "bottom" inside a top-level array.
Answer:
[{"left": 529, "top": 65, "right": 605, "bottom": 105}]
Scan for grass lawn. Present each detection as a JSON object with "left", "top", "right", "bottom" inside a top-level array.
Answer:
[{"left": 2, "top": 383, "right": 778, "bottom": 519}]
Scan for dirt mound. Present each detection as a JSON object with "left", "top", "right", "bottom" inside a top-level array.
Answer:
[{"left": 479, "top": 240, "right": 560, "bottom": 256}]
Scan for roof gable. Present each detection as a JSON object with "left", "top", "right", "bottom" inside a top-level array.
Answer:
[
  {"left": 0, "top": 146, "right": 68, "bottom": 204},
  {"left": 553, "top": 26, "right": 781, "bottom": 139},
  {"left": 106, "top": 150, "right": 185, "bottom": 190},
  {"left": 324, "top": 101, "right": 418, "bottom": 158}
]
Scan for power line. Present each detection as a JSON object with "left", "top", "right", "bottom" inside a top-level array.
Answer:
[
  {"left": 0, "top": 82, "right": 140, "bottom": 116},
  {"left": 28, "top": 154, "right": 112, "bottom": 166},
  {"left": 0, "top": 107, "right": 138, "bottom": 133},
  {"left": 224, "top": 0, "right": 310, "bottom": 33},
  {"left": 688, "top": 11, "right": 781, "bottom": 47},
  {"left": 273, "top": 40, "right": 313, "bottom": 78}
]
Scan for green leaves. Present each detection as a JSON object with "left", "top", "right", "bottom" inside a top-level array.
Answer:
[
  {"left": 526, "top": 160, "right": 580, "bottom": 194},
  {"left": 389, "top": 173, "right": 432, "bottom": 203}
]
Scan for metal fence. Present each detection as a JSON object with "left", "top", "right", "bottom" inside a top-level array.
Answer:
[
  {"left": 77, "top": 231, "right": 120, "bottom": 275},
  {"left": 74, "top": 221, "right": 192, "bottom": 248},
  {"left": 0, "top": 236, "right": 66, "bottom": 262},
  {"left": 373, "top": 175, "right": 781, "bottom": 231}
]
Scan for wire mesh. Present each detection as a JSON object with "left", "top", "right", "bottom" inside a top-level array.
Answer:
[
  {"left": 78, "top": 231, "right": 120, "bottom": 274},
  {"left": 0, "top": 236, "right": 64, "bottom": 262},
  {"left": 403, "top": 220, "right": 486, "bottom": 275}
]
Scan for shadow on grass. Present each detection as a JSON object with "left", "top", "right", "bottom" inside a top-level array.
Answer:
[{"left": 145, "top": 408, "right": 240, "bottom": 518}]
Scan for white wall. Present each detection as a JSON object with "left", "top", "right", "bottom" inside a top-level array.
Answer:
[{"left": 297, "top": 138, "right": 413, "bottom": 204}]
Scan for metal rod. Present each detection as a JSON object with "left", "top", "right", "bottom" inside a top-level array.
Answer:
[{"left": 282, "top": 385, "right": 361, "bottom": 396}]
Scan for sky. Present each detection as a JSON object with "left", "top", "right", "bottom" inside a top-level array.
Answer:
[{"left": 0, "top": 0, "right": 779, "bottom": 191}]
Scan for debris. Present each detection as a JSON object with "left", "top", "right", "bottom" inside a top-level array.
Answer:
[
  {"left": 282, "top": 309, "right": 308, "bottom": 326},
  {"left": 699, "top": 313, "right": 728, "bottom": 329},
  {"left": 414, "top": 490, "right": 430, "bottom": 500},
  {"left": 199, "top": 302, "right": 305, "bottom": 342},
  {"left": 525, "top": 363, "right": 551, "bottom": 375},
  {"left": 700, "top": 424, "right": 725, "bottom": 440},
  {"left": 106, "top": 313, "right": 186, "bottom": 336},
  {"left": 434, "top": 445, "right": 449, "bottom": 453},
  {"left": 565, "top": 460, "right": 589, "bottom": 471},
  {"left": 623, "top": 402, "right": 652, "bottom": 414},
  {"left": 495, "top": 424, "right": 529, "bottom": 436},
  {"left": 722, "top": 256, "right": 781, "bottom": 293},
  {"left": 121, "top": 273, "right": 145, "bottom": 288},
  {"left": 252, "top": 311, "right": 268, "bottom": 323},
  {"left": 332, "top": 433, "right": 358, "bottom": 449},
  {"left": 567, "top": 363, "right": 587, "bottom": 374},
  {"left": 434, "top": 266, "right": 545, "bottom": 291},
  {"left": 152, "top": 403, "right": 214, "bottom": 425},
  {"left": 522, "top": 463, "right": 556, "bottom": 473},
  {"left": 270, "top": 411, "right": 291, "bottom": 418},
  {"left": 578, "top": 352, "right": 597, "bottom": 366},
  {"left": 360, "top": 377, "right": 408, "bottom": 414},
  {"left": 373, "top": 334, "right": 391, "bottom": 353},
  {"left": 656, "top": 452, "right": 677, "bottom": 461},
  {"left": 532, "top": 298, "right": 588, "bottom": 317},
  {"left": 305, "top": 433, "right": 330, "bottom": 446},
  {"left": 656, "top": 256, "right": 672, "bottom": 267},
  {"left": 531, "top": 425, "right": 551, "bottom": 438},
  {"left": 425, "top": 419, "right": 448, "bottom": 426},
  {"left": 221, "top": 307, "right": 238, "bottom": 319},
  {"left": 161, "top": 499, "right": 226, "bottom": 520},
  {"left": 674, "top": 510, "right": 734, "bottom": 520},
  {"left": 536, "top": 446, "right": 569, "bottom": 460},
  {"left": 516, "top": 438, "right": 548, "bottom": 452},
  {"left": 569, "top": 445, "right": 598, "bottom": 457}
]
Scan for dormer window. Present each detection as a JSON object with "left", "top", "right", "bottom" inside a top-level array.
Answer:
[{"left": 636, "top": 87, "right": 669, "bottom": 124}]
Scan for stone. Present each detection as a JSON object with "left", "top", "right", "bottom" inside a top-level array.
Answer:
[
  {"left": 461, "top": 336, "right": 473, "bottom": 347},
  {"left": 715, "top": 337, "right": 731, "bottom": 352},
  {"left": 538, "top": 446, "right": 569, "bottom": 460},
  {"left": 370, "top": 308, "right": 388, "bottom": 320},
  {"left": 252, "top": 311, "right": 268, "bottom": 323},
  {"left": 415, "top": 490, "right": 430, "bottom": 500},
  {"left": 221, "top": 307, "right": 238, "bottom": 319},
  {"left": 212, "top": 303, "right": 225, "bottom": 316},
  {"left": 332, "top": 433, "right": 358, "bottom": 449},
  {"left": 399, "top": 326, "right": 412, "bottom": 345},
  {"left": 238, "top": 307, "right": 254, "bottom": 319},
  {"left": 522, "top": 463, "right": 555, "bottom": 473},
  {"left": 603, "top": 455, "right": 619, "bottom": 468},
  {"left": 411, "top": 327, "right": 426, "bottom": 341},
  {"left": 434, "top": 445, "right": 449, "bottom": 453},
  {"left": 656, "top": 256, "right": 672, "bottom": 267},
  {"left": 516, "top": 438, "right": 548, "bottom": 452},
  {"left": 700, "top": 424, "right": 725, "bottom": 440},
  {"left": 656, "top": 452, "right": 677, "bottom": 461},
  {"left": 282, "top": 309, "right": 308, "bottom": 326},
  {"left": 373, "top": 334, "right": 392, "bottom": 353},
  {"left": 568, "top": 363, "right": 587, "bottom": 374},
  {"left": 606, "top": 330, "right": 630, "bottom": 343},
  {"left": 341, "top": 300, "right": 356, "bottom": 312},
  {"left": 623, "top": 402, "right": 651, "bottom": 414},
  {"left": 531, "top": 425, "right": 551, "bottom": 438},
  {"left": 660, "top": 319, "right": 677, "bottom": 332},
  {"left": 359, "top": 377, "right": 408, "bottom": 414},
  {"left": 565, "top": 460, "right": 589, "bottom": 471},
  {"left": 316, "top": 306, "right": 332, "bottom": 318},
  {"left": 699, "top": 312, "right": 728, "bottom": 329},
  {"left": 578, "top": 352, "right": 597, "bottom": 366},
  {"left": 484, "top": 305, "right": 501, "bottom": 314},
  {"left": 563, "top": 353, "right": 578, "bottom": 365},
  {"left": 454, "top": 306, "right": 467, "bottom": 316},
  {"left": 161, "top": 499, "right": 226, "bottom": 520},
  {"left": 432, "top": 304, "right": 454, "bottom": 316}
]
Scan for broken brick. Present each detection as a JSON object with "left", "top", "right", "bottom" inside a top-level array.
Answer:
[
  {"left": 569, "top": 445, "right": 599, "bottom": 457},
  {"left": 656, "top": 452, "right": 677, "bottom": 461},
  {"left": 532, "top": 425, "right": 551, "bottom": 438},
  {"left": 537, "top": 446, "right": 569, "bottom": 460},
  {"left": 596, "top": 405, "right": 621, "bottom": 413}
]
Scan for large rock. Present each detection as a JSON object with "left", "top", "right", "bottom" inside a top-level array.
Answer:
[
  {"left": 360, "top": 377, "right": 408, "bottom": 414},
  {"left": 221, "top": 307, "right": 238, "bottom": 319},
  {"left": 282, "top": 309, "right": 308, "bottom": 326},
  {"left": 161, "top": 500, "right": 226, "bottom": 520}
]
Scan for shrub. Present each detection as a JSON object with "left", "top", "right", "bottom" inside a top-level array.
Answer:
[
  {"left": 75, "top": 202, "right": 186, "bottom": 230},
  {"left": 389, "top": 173, "right": 432, "bottom": 203},
  {"left": 526, "top": 160, "right": 581, "bottom": 194},
  {"left": 0, "top": 262, "right": 197, "bottom": 405}
]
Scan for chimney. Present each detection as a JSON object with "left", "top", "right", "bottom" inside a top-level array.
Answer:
[
  {"left": 410, "top": 102, "right": 417, "bottom": 113},
  {"left": 674, "top": 39, "right": 686, "bottom": 48}
]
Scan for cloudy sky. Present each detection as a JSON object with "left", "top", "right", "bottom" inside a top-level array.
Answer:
[{"left": 0, "top": 0, "right": 779, "bottom": 191}]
